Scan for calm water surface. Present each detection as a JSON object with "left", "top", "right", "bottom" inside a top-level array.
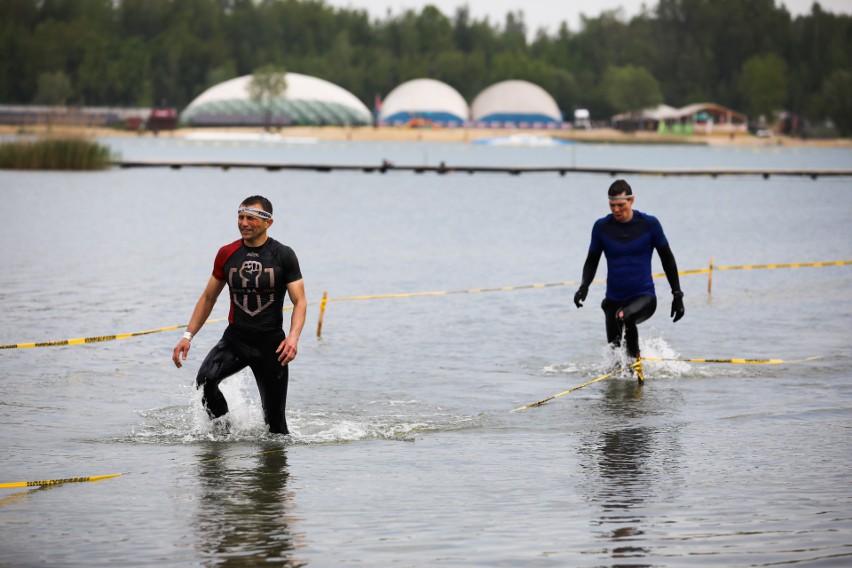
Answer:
[{"left": 1, "top": 139, "right": 851, "bottom": 566}]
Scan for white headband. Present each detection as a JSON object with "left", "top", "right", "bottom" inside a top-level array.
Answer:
[
  {"left": 608, "top": 194, "right": 633, "bottom": 201},
  {"left": 238, "top": 206, "right": 272, "bottom": 220}
]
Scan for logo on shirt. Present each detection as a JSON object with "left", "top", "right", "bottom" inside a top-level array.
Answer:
[{"left": 229, "top": 260, "right": 275, "bottom": 316}]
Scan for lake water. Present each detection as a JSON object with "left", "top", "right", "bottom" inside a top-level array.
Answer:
[{"left": 1, "top": 137, "right": 851, "bottom": 566}]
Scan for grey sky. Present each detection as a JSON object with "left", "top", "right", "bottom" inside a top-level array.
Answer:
[{"left": 323, "top": 0, "right": 852, "bottom": 36}]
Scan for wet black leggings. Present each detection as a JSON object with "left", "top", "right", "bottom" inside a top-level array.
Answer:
[
  {"left": 196, "top": 329, "right": 289, "bottom": 434},
  {"left": 601, "top": 295, "right": 657, "bottom": 358}
]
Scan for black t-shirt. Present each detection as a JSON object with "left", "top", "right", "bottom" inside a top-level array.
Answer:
[{"left": 212, "top": 238, "right": 302, "bottom": 335}]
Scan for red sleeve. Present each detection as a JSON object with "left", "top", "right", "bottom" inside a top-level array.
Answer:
[{"left": 212, "top": 240, "right": 243, "bottom": 281}]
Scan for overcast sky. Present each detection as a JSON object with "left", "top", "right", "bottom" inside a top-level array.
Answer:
[{"left": 323, "top": 0, "right": 852, "bottom": 36}]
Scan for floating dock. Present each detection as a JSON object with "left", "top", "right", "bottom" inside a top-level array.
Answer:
[{"left": 114, "top": 160, "right": 852, "bottom": 179}]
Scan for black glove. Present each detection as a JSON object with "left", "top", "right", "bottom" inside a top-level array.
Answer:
[
  {"left": 574, "top": 286, "right": 588, "bottom": 308},
  {"left": 671, "top": 291, "right": 685, "bottom": 322}
]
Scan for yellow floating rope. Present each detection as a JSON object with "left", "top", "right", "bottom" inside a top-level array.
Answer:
[
  {"left": 0, "top": 316, "right": 229, "bottom": 350},
  {"left": 0, "top": 303, "right": 303, "bottom": 349},
  {"left": 325, "top": 279, "right": 593, "bottom": 303},
  {"left": 0, "top": 325, "right": 189, "bottom": 349},
  {"left": 642, "top": 355, "right": 821, "bottom": 365},
  {"left": 513, "top": 353, "right": 822, "bottom": 412},
  {"left": 0, "top": 472, "right": 126, "bottom": 489},
  {"left": 1, "top": 258, "right": 849, "bottom": 349},
  {"left": 512, "top": 363, "right": 637, "bottom": 412},
  {"left": 717, "top": 260, "right": 852, "bottom": 271}
]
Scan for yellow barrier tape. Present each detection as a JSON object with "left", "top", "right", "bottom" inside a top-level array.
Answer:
[
  {"left": 643, "top": 355, "right": 821, "bottom": 365},
  {"left": 0, "top": 472, "right": 126, "bottom": 489},
  {"left": 0, "top": 319, "right": 218, "bottom": 350},
  {"left": 648, "top": 259, "right": 852, "bottom": 281},
  {"left": 715, "top": 260, "right": 852, "bottom": 271},
  {"left": 0, "top": 313, "right": 256, "bottom": 350},
  {"left": 326, "top": 280, "right": 591, "bottom": 303},
  {"left": 1, "top": 259, "right": 849, "bottom": 349},
  {"left": 512, "top": 363, "right": 637, "bottom": 412},
  {"left": 513, "top": 353, "right": 822, "bottom": 412},
  {"left": 0, "top": 325, "right": 188, "bottom": 349}
]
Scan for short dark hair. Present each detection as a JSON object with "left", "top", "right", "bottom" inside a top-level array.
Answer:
[
  {"left": 241, "top": 195, "right": 273, "bottom": 215},
  {"left": 608, "top": 179, "right": 632, "bottom": 197}
]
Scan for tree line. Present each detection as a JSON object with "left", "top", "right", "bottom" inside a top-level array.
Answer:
[{"left": 2, "top": 0, "right": 850, "bottom": 134}]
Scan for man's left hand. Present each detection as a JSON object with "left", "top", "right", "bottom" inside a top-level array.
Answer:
[
  {"left": 276, "top": 337, "right": 298, "bottom": 365},
  {"left": 671, "top": 292, "right": 685, "bottom": 322}
]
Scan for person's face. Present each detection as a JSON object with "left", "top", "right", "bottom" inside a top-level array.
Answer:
[
  {"left": 238, "top": 209, "right": 272, "bottom": 241},
  {"left": 609, "top": 193, "right": 634, "bottom": 222}
]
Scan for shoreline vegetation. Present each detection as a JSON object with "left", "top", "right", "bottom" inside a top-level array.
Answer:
[
  {"left": 1, "top": 124, "right": 850, "bottom": 150},
  {"left": 0, "top": 136, "right": 113, "bottom": 170}
]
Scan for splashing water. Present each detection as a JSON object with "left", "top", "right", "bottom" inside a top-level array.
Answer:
[
  {"left": 131, "top": 369, "right": 485, "bottom": 445},
  {"left": 540, "top": 331, "right": 693, "bottom": 380},
  {"left": 637, "top": 332, "right": 692, "bottom": 378}
]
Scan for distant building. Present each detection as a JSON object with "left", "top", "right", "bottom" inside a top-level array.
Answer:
[
  {"left": 612, "top": 103, "right": 748, "bottom": 135},
  {"left": 147, "top": 107, "right": 178, "bottom": 132},
  {"left": 471, "top": 80, "right": 562, "bottom": 128},
  {"left": 0, "top": 104, "right": 149, "bottom": 128},
  {"left": 378, "top": 79, "right": 469, "bottom": 127},
  {"left": 180, "top": 73, "right": 372, "bottom": 127},
  {"left": 573, "top": 109, "right": 591, "bottom": 129}
]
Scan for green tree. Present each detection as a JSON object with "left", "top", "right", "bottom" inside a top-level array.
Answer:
[
  {"left": 32, "top": 69, "right": 72, "bottom": 132},
  {"left": 820, "top": 69, "right": 852, "bottom": 136},
  {"left": 248, "top": 64, "right": 288, "bottom": 130},
  {"left": 601, "top": 64, "right": 663, "bottom": 115},
  {"left": 0, "top": 0, "right": 40, "bottom": 102},
  {"left": 205, "top": 62, "right": 238, "bottom": 91},
  {"left": 738, "top": 53, "right": 788, "bottom": 121},
  {"left": 416, "top": 5, "right": 453, "bottom": 53},
  {"left": 1, "top": 0, "right": 850, "bottom": 139},
  {"left": 33, "top": 70, "right": 72, "bottom": 105},
  {"left": 501, "top": 11, "right": 527, "bottom": 52}
]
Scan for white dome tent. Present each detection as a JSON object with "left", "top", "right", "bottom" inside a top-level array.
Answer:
[
  {"left": 378, "top": 78, "right": 469, "bottom": 126},
  {"left": 180, "top": 72, "right": 372, "bottom": 127},
  {"left": 471, "top": 80, "right": 562, "bottom": 127}
]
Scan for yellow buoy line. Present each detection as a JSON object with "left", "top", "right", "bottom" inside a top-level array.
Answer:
[
  {"left": 1, "top": 258, "right": 849, "bottom": 350},
  {"left": 511, "top": 363, "right": 639, "bottom": 412},
  {"left": 0, "top": 472, "right": 126, "bottom": 489},
  {"left": 512, "top": 355, "right": 823, "bottom": 411},
  {"left": 0, "top": 325, "right": 190, "bottom": 349},
  {"left": 642, "top": 355, "right": 822, "bottom": 365}
]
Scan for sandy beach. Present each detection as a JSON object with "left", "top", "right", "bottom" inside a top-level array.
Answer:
[{"left": 2, "top": 123, "right": 849, "bottom": 148}]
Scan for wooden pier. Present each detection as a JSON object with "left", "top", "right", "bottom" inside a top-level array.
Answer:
[{"left": 114, "top": 160, "right": 852, "bottom": 179}]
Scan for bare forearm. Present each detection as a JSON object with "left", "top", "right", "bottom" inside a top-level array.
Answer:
[
  {"left": 185, "top": 277, "right": 226, "bottom": 336},
  {"left": 275, "top": 295, "right": 307, "bottom": 366},
  {"left": 186, "top": 296, "right": 217, "bottom": 335},
  {"left": 173, "top": 277, "right": 224, "bottom": 368},
  {"left": 288, "top": 300, "right": 306, "bottom": 342}
]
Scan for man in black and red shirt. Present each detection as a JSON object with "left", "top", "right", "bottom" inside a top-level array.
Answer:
[{"left": 172, "top": 195, "right": 306, "bottom": 434}]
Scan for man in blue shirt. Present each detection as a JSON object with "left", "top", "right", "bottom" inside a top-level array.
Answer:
[{"left": 573, "top": 180, "right": 684, "bottom": 382}]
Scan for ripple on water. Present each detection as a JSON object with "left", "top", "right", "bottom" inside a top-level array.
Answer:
[{"left": 125, "top": 370, "right": 487, "bottom": 445}]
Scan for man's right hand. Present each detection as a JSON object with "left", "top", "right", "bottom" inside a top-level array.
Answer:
[
  {"left": 573, "top": 287, "right": 588, "bottom": 308},
  {"left": 172, "top": 339, "right": 191, "bottom": 368}
]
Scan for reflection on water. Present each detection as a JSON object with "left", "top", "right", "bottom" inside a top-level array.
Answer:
[
  {"left": 194, "top": 444, "right": 305, "bottom": 566},
  {"left": 579, "top": 379, "right": 682, "bottom": 567},
  {"left": 593, "top": 424, "right": 653, "bottom": 567}
]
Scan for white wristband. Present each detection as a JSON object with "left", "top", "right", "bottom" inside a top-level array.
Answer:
[{"left": 182, "top": 331, "right": 194, "bottom": 341}]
